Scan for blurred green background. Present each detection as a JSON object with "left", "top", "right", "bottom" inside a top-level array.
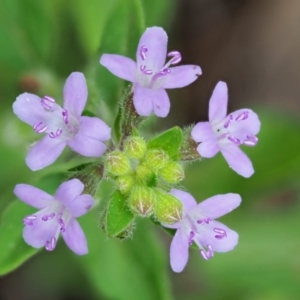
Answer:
[{"left": 1, "top": 0, "right": 300, "bottom": 299}]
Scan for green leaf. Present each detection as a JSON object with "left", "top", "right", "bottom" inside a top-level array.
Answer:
[
  {"left": 79, "top": 212, "right": 173, "bottom": 300},
  {"left": 147, "top": 126, "right": 183, "bottom": 159},
  {"left": 105, "top": 190, "right": 135, "bottom": 238}
]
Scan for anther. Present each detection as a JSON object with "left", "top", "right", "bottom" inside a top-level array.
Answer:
[
  {"left": 58, "top": 218, "right": 65, "bottom": 232},
  {"left": 224, "top": 115, "right": 233, "bottom": 128},
  {"left": 41, "top": 96, "right": 56, "bottom": 110},
  {"left": 243, "top": 134, "right": 258, "bottom": 146},
  {"left": 62, "top": 109, "right": 69, "bottom": 124},
  {"left": 45, "top": 237, "right": 57, "bottom": 251},
  {"left": 140, "top": 64, "right": 153, "bottom": 75},
  {"left": 214, "top": 228, "right": 227, "bottom": 239},
  {"left": 197, "top": 218, "right": 211, "bottom": 224},
  {"left": 49, "top": 128, "right": 63, "bottom": 139},
  {"left": 228, "top": 135, "right": 241, "bottom": 145},
  {"left": 33, "top": 121, "right": 48, "bottom": 134},
  {"left": 42, "top": 213, "right": 55, "bottom": 221},
  {"left": 200, "top": 245, "right": 214, "bottom": 260},
  {"left": 167, "top": 51, "right": 182, "bottom": 65},
  {"left": 188, "top": 231, "right": 195, "bottom": 245},
  {"left": 140, "top": 45, "right": 148, "bottom": 60},
  {"left": 236, "top": 111, "right": 249, "bottom": 122}
]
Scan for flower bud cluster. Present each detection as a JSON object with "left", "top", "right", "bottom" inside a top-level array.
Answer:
[{"left": 104, "top": 136, "right": 184, "bottom": 224}]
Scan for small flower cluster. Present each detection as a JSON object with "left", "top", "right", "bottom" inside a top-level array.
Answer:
[{"left": 12, "top": 26, "right": 260, "bottom": 272}]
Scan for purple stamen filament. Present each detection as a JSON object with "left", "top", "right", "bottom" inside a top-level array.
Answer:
[
  {"left": 188, "top": 231, "right": 195, "bottom": 245},
  {"left": 167, "top": 50, "right": 182, "bottom": 65},
  {"left": 62, "top": 109, "right": 69, "bottom": 124},
  {"left": 197, "top": 218, "right": 211, "bottom": 224},
  {"left": 140, "top": 65, "right": 153, "bottom": 75},
  {"left": 58, "top": 218, "right": 66, "bottom": 232},
  {"left": 224, "top": 115, "right": 233, "bottom": 128},
  {"left": 45, "top": 237, "right": 56, "bottom": 251},
  {"left": 243, "top": 134, "right": 258, "bottom": 146},
  {"left": 228, "top": 135, "right": 241, "bottom": 145},
  {"left": 41, "top": 95, "right": 56, "bottom": 110},
  {"left": 140, "top": 45, "right": 148, "bottom": 60},
  {"left": 23, "top": 215, "right": 37, "bottom": 226},
  {"left": 214, "top": 228, "right": 227, "bottom": 239},
  {"left": 33, "top": 121, "right": 48, "bottom": 134}
]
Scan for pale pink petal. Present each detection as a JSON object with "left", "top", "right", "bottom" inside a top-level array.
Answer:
[
  {"left": 196, "top": 220, "right": 239, "bottom": 252},
  {"left": 171, "top": 189, "right": 197, "bottom": 215},
  {"left": 133, "top": 84, "right": 153, "bottom": 116},
  {"left": 170, "top": 227, "right": 190, "bottom": 273},
  {"left": 209, "top": 81, "right": 228, "bottom": 123},
  {"left": 23, "top": 207, "right": 60, "bottom": 248},
  {"left": 100, "top": 54, "right": 136, "bottom": 82},
  {"left": 55, "top": 179, "right": 84, "bottom": 206},
  {"left": 152, "top": 89, "right": 170, "bottom": 117},
  {"left": 194, "top": 194, "right": 241, "bottom": 219},
  {"left": 14, "top": 184, "right": 53, "bottom": 209},
  {"left": 136, "top": 27, "right": 167, "bottom": 72},
  {"left": 220, "top": 143, "right": 254, "bottom": 178},
  {"left": 162, "top": 65, "right": 202, "bottom": 89},
  {"left": 191, "top": 122, "right": 215, "bottom": 143},
  {"left": 226, "top": 109, "right": 261, "bottom": 141},
  {"left": 197, "top": 139, "right": 219, "bottom": 158},
  {"left": 26, "top": 135, "right": 67, "bottom": 171},
  {"left": 79, "top": 116, "right": 111, "bottom": 142},
  {"left": 67, "top": 194, "right": 94, "bottom": 218},
  {"left": 63, "top": 72, "right": 88, "bottom": 117},
  {"left": 61, "top": 218, "right": 88, "bottom": 255},
  {"left": 13, "top": 93, "right": 48, "bottom": 126},
  {"left": 67, "top": 133, "right": 107, "bottom": 157}
]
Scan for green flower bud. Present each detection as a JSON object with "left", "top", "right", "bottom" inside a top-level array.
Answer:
[
  {"left": 117, "top": 175, "right": 135, "bottom": 194},
  {"left": 154, "top": 190, "right": 183, "bottom": 225},
  {"left": 124, "top": 137, "right": 147, "bottom": 159},
  {"left": 145, "top": 149, "right": 169, "bottom": 171},
  {"left": 105, "top": 151, "right": 131, "bottom": 176},
  {"left": 128, "top": 186, "right": 156, "bottom": 217},
  {"left": 159, "top": 162, "right": 184, "bottom": 183}
]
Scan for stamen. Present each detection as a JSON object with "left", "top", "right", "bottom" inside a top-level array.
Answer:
[
  {"left": 42, "top": 213, "right": 55, "bottom": 221},
  {"left": 62, "top": 109, "right": 69, "bottom": 124},
  {"left": 58, "top": 218, "right": 66, "bottom": 232},
  {"left": 243, "top": 134, "right": 258, "bottom": 146},
  {"left": 24, "top": 215, "right": 37, "bottom": 220},
  {"left": 200, "top": 245, "right": 214, "bottom": 260},
  {"left": 33, "top": 121, "right": 48, "bottom": 134},
  {"left": 224, "top": 115, "right": 233, "bottom": 128},
  {"left": 214, "top": 228, "right": 227, "bottom": 239},
  {"left": 167, "top": 51, "right": 182, "bottom": 65},
  {"left": 140, "top": 45, "right": 148, "bottom": 60},
  {"left": 236, "top": 111, "right": 249, "bottom": 121},
  {"left": 23, "top": 219, "right": 33, "bottom": 226},
  {"left": 228, "top": 135, "right": 241, "bottom": 145},
  {"left": 23, "top": 215, "right": 37, "bottom": 226},
  {"left": 188, "top": 231, "right": 195, "bottom": 245},
  {"left": 41, "top": 95, "right": 56, "bottom": 110},
  {"left": 140, "top": 65, "right": 153, "bottom": 75},
  {"left": 45, "top": 237, "right": 57, "bottom": 251},
  {"left": 49, "top": 128, "right": 63, "bottom": 139},
  {"left": 197, "top": 218, "right": 211, "bottom": 224}
]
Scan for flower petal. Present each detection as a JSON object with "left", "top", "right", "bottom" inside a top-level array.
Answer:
[
  {"left": 55, "top": 179, "right": 84, "bottom": 207},
  {"left": 136, "top": 27, "right": 167, "bottom": 72},
  {"left": 63, "top": 72, "right": 88, "bottom": 117},
  {"left": 191, "top": 122, "right": 215, "bottom": 143},
  {"left": 152, "top": 89, "right": 170, "bottom": 117},
  {"left": 133, "top": 84, "right": 153, "bottom": 116},
  {"left": 67, "top": 194, "right": 95, "bottom": 218},
  {"left": 61, "top": 218, "right": 88, "bottom": 255},
  {"left": 79, "top": 116, "right": 111, "bottom": 142},
  {"left": 209, "top": 81, "right": 228, "bottom": 123},
  {"left": 196, "top": 139, "right": 219, "bottom": 158},
  {"left": 170, "top": 227, "right": 190, "bottom": 273},
  {"left": 226, "top": 108, "right": 261, "bottom": 141},
  {"left": 196, "top": 220, "right": 238, "bottom": 253},
  {"left": 100, "top": 54, "right": 136, "bottom": 82},
  {"left": 171, "top": 189, "right": 197, "bottom": 215},
  {"left": 23, "top": 207, "right": 60, "bottom": 248},
  {"left": 162, "top": 65, "right": 202, "bottom": 89},
  {"left": 13, "top": 93, "right": 48, "bottom": 126},
  {"left": 220, "top": 143, "right": 254, "bottom": 177},
  {"left": 195, "top": 193, "right": 241, "bottom": 219},
  {"left": 67, "top": 131, "right": 107, "bottom": 157},
  {"left": 26, "top": 136, "right": 67, "bottom": 171},
  {"left": 14, "top": 184, "right": 53, "bottom": 209}
]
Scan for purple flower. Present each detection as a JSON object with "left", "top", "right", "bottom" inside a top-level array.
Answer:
[
  {"left": 100, "top": 26, "right": 201, "bottom": 118},
  {"left": 191, "top": 81, "right": 261, "bottom": 177},
  {"left": 13, "top": 72, "right": 111, "bottom": 171},
  {"left": 14, "top": 179, "right": 94, "bottom": 255},
  {"left": 165, "top": 189, "right": 241, "bottom": 273}
]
